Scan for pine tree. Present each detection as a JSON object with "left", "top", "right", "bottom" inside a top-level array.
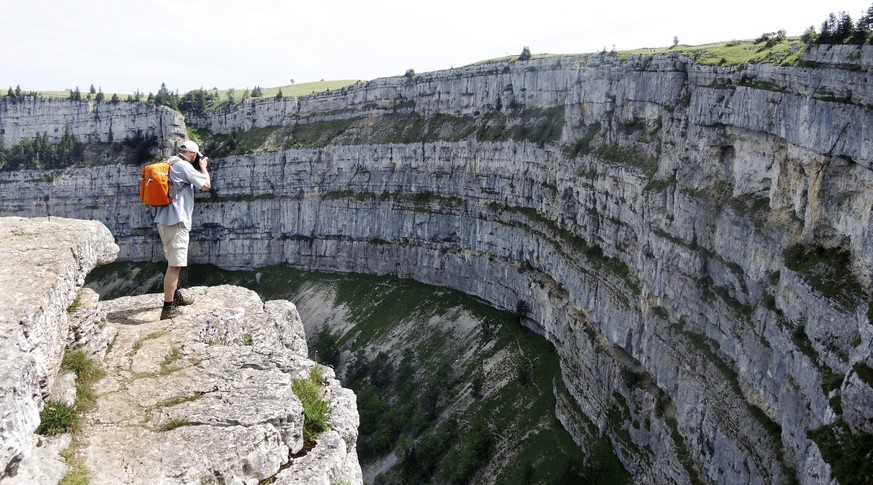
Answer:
[
  {"left": 0, "top": 137, "right": 6, "bottom": 171},
  {"left": 197, "top": 89, "right": 207, "bottom": 112},
  {"left": 275, "top": 88, "right": 283, "bottom": 100},
  {"left": 801, "top": 25, "right": 818, "bottom": 45},
  {"left": 818, "top": 13, "right": 838, "bottom": 44},
  {"left": 89, "top": 84, "right": 96, "bottom": 95},
  {"left": 154, "top": 82, "right": 179, "bottom": 109},
  {"left": 518, "top": 46, "right": 531, "bottom": 61},
  {"left": 6, "top": 87, "right": 13, "bottom": 98},
  {"left": 95, "top": 88, "right": 105, "bottom": 103},
  {"left": 836, "top": 12, "right": 855, "bottom": 42},
  {"left": 862, "top": 4, "right": 873, "bottom": 31},
  {"left": 13, "top": 138, "right": 37, "bottom": 170},
  {"left": 59, "top": 125, "right": 76, "bottom": 167},
  {"left": 33, "top": 132, "right": 43, "bottom": 168},
  {"left": 111, "top": 93, "right": 120, "bottom": 103},
  {"left": 856, "top": 6, "right": 873, "bottom": 43}
]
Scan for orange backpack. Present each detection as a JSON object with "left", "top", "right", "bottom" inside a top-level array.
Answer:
[{"left": 139, "top": 160, "right": 176, "bottom": 207}]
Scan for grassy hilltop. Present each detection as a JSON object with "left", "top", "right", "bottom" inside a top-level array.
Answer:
[{"left": 17, "top": 32, "right": 813, "bottom": 105}]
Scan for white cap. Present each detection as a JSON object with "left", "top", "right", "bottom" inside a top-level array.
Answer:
[{"left": 180, "top": 140, "right": 203, "bottom": 157}]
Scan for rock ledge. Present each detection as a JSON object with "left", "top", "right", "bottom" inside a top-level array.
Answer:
[{"left": 0, "top": 217, "right": 361, "bottom": 485}]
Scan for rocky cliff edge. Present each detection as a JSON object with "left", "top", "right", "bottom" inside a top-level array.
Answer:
[{"left": 0, "top": 217, "right": 361, "bottom": 484}]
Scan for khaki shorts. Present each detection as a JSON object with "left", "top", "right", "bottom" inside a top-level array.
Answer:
[{"left": 157, "top": 223, "right": 189, "bottom": 267}]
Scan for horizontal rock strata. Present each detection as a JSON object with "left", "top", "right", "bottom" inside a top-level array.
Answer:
[{"left": 1, "top": 44, "right": 872, "bottom": 484}]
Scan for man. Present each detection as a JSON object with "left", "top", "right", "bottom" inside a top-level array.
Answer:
[{"left": 155, "top": 140, "right": 211, "bottom": 320}]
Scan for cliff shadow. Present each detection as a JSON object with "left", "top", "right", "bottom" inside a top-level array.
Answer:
[{"left": 106, "top": 305, "right": 161, "bottom": 326}]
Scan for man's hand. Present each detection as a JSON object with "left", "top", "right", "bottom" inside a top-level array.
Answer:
[{"left": 198, "top": 157, "right": 211, "bottom": 190}]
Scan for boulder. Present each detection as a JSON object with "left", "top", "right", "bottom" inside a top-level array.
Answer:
[{"left": 79, "top": 285, "right": 361, "bottom": 484}]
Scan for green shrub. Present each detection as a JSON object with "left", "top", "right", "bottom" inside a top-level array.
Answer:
[
  {"left": 596, "top": 143, "right": 658, "bottom": 176},
  {"left": 36, "top": 402, "right": 79, "bottom": 435},
  {"left": 784, "top": 243, "right": 864, "bottom": 310},
  {"left": 451, "top": 418, "right": 492, "bottom": 483},
  {"left": 310, "top": 327, "right": 341, "bottom": 368},
  {"left": 470, "top": 370, "right": 484, "bottom": 400},
  {"left": 66, "top": 295, "right": 82, "bottom": 313},
  {"left": 287, "top": 118, "right": 359, "bottom": 148},
  {"left": 791, "top": 328, "right": 819, "bottom": 363},
  {"left": 293, "top": 367, "right": 332, "bottom": 445},
  {"left": 644, "top": 173, "right": 677, "bottom": 192},
  {"left": 855, "top": 363, "right": 873, "bottom": 388},
  {"left": 808, "top": 421, "right": 873, "bottom": 485},
  {"left": 868, "top": 302, "right": 873, "bottom": 327}
]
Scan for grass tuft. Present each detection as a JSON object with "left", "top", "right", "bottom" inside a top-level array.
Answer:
[
  {"left": 293, "top": 367, "right": 332, "bottom": 445},
  {"left": 66, "top": 295, "right": 82, "bottom": 313},
  {"left": 38, "top": 350, "right": 106, "bottom": 436},
  {"left": 62, "top": 349, "right": 105, "bottom": 384},
  {"left": 36, "top": 402, "right": 79, "bottom": 435},
  {"left": 58, "top": 448, "right": 89, "bottom": 485},
  {"left": 62, "top": 349, "right": 106, "bottom": 411},
  {"left": 158, "top": 418, "right": 192, "bottom": 432},
  {"left": 159, "top": 347, "right": 182, "bottom": 374},
  {"left": 156, "top": 394, "right": 202, "bottom": 408}
]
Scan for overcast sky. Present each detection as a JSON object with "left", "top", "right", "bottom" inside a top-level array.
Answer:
[{"left": 2, "top": 0, "right": 870, "bottom": 94}]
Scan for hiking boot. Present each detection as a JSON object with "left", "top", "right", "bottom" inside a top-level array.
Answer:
[
  {"left": 160, "top": 303, "right": 179, "bottom": 320},
  {"left": 174, "top": 289, "right": 195, "bottom": 306}
]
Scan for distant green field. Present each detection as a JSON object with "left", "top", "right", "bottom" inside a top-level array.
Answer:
[
  {"left": 619, "top": 38, "right": 805, "bottom": 66},
  {"left": 29, "top": 79, "right": 360, "bottom": 102},
  {"left": 258, "top": 79, "right": 361, "bottom": 98}
]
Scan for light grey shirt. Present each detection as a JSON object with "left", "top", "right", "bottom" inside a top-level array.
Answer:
[{"left": 154, "top": 156, "right": 209, "bottom": 230}]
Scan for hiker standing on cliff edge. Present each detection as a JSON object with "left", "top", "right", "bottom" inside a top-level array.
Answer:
[{"left": 155, "top": 140, "right": 211, "bottom": 320}]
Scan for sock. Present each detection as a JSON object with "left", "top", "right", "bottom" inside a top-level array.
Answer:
[{"left": 164, "top": 301, "right": 173, "bottom": 307}]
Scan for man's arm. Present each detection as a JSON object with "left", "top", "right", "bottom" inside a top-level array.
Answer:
[
  {"left": 184, "top": 157, "right": 211, "bottom": 190},
  {"left": 198, "top": 157, "right": 211, "bottom": 190}
]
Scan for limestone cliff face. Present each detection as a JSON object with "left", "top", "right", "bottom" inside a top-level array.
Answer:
[
  {"left": 1, "top": 45, "right": 872, "bottom": 484},
  {"left": 0, "top": 97, "right": 186, "bottom": 155},
  {"left": 0, "top": 217, "right": 118, "bottom": 479}
]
